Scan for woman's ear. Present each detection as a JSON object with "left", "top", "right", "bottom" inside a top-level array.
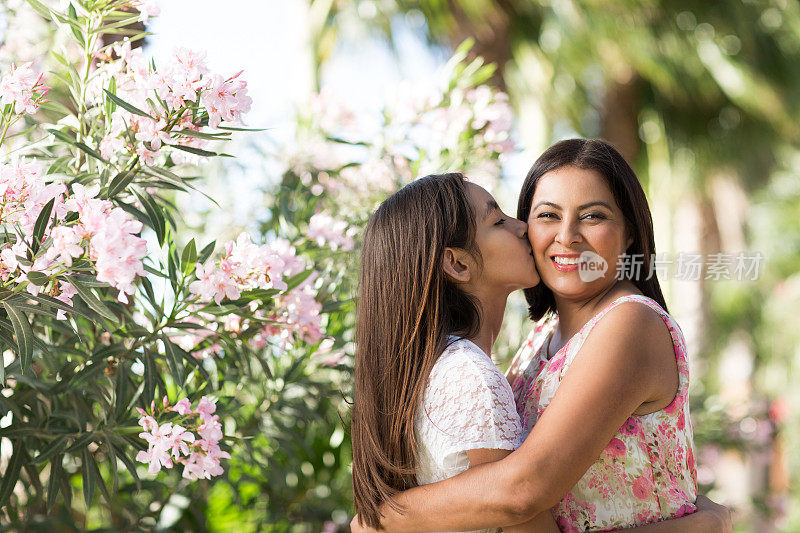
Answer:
[{"left": 442, "top": 247, "right": 471, "bottom": 283}]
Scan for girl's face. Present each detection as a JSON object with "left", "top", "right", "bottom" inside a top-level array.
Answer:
[
  {"left": 463, "top": 183, "right": 540, "bottom": 293},
  {"left": 527, "top": 165, "right": 632, "bottom": 301}
]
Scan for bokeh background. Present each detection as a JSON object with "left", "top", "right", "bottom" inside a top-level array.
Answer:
[{"left": 1, "top": 0, "right": 798, "bottom": 531}]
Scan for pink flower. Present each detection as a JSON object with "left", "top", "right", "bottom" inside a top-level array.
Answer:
[
  {"left": 138, "top": 414, "right": 157, "bottom": 432},
  {"left": 0, "top": 62, "right": 50, "bottom": 115},
  {"left": 89, "top": 207, "right": 147, "bottom": 303},
  {"left": 197, "top": 414, "right": 223, "bottom": 443},
  {"left": 54, "top": 281, "right": 77, "bottom": 320},
  {"left": 190, "top": 262, "right": 239, "bottom": 305},
  {"left": 99, "top": 134, "right": 126, "bottom": 160},
  {"left": 200, "top": 71, "right": 251, "bottom": 129},
  {"left": 307, "top": 213, "right": 355, "bottom": 251},
  {"left": 135, "top": 397, "right": 230, "bottom": 479},
  {"left": 47, "top": 225, "right": 84, "bottom": 267},
  {"left": 64, "top": 183, "right": 102, "bottom": 216},
  {"left": 547, "top": 354, "right": 565, "bottom": 372},
  {"left": 605, "top": 437, "right": 627, "bottom": 458},
  {"left": 136, "top": 421, "right": 180, "bottom": 474},
  {"left": 171, "top": 398, "right": 193, "bottom": 415},
  {"left": 189, "top": 233, "right": 303, "bottom": 304},
  {"left": 136, "top": 144, "right": 158, "bottom": 166},
  {"left": 134, "top": 117, "right": 172, "bottom": 151},
  {"left": 166, "top": 424, "right": 195, "bottom": 458},
  {"left": 619, "top": 417, "right": 641, "bottom": 436},
  {"left": 674, "top": 502, "right": 697, "bottom": 518},
  {"left": 181, "top": 444, "right": 230, "bottom": 480},
  {"left": 129, "top": 0, "right": 160, "bottom": 22},
  {"left": 195, "top": 396, "right": 217, "bottom": 418},
  {"left": 632, "top": 475, "right": 653, "bottom": 500}
]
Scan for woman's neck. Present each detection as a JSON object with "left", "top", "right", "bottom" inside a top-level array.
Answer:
[{"left": 467, "top": 290, "right": 510, "bottom": 357}]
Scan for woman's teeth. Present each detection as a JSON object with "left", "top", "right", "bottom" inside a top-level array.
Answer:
[{"left": 553, "top": 256, "right": 581, "bottom": 265}]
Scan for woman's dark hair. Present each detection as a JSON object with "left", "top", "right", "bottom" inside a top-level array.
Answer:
[
  {"left": 517, "top": 138, "right": 668, "bottom": 320},
  {"left": 351, "top": 172, "right": 482, "bottom": 528}
]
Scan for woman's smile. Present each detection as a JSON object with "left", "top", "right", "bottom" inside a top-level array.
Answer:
[{"left": 550, "top": 253, "right": 583, "bottom": 272}]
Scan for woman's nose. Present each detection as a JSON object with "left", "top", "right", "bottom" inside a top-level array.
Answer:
[{"left": 555, "top": 218, "right": 581, "bottom": 245}]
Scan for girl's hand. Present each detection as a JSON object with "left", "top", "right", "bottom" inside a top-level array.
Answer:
[{"left": 695, "top": 494, "right": 733, "bottom": 532}]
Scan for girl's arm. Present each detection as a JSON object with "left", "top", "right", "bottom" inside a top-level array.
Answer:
[{"left": 352, "top": 303, "right": 703, "bottom": 531}]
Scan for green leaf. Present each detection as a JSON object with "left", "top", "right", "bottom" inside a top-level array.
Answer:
[
  {"left": 2, "top": 300, "right": 33, "bottom": 373},
  {"left": 48, "top": 128, "right": 76, "bottom": 144},
  {"left": 169, "top": 144, "right": 220, "bottom": 157},
  {"left": 46, "top": 454, "right": 63, "bottom": 512},
  {"left": 161, "top": 335, "right": 185, "bottom": 385},
  {"left": 65, "top": 433, "right": 95, "bottom": 454},
  {"left": 106, "top": 436, "right": 120, "bottom": 494},
  {"left": 284, "top": 269, "right": 314, "bottom": 292},
  {"left": 66, "top": 3, "right": 84, "bottom": 45},
  {"left": 181, "top": 238, "right": 197, "bottom": 275},
  {"left": 0, "top": 439, "right": 23, "bottom": 508},
  {"left": 26, "top": 271, "right": 50, "bottom": 286},
  {"left": 24, "top": 292, "right": 95, "bottom": 321},
  {"left": 32, "top": 198, "right": 55, "bottom": 253},
  {"left": 167, "top": 237, "right": 179, "bottom": 286},
  {"left": 133, "top": 189, "right": 165, "bottom": 246},
  {"left": 104, "top": 168, "right": 137, "bottom": 199},
  {"left": 74, "top": 142, "right": 108, "bottom": 163},
  {"left": 110, "top": 442, "right": 140, "bottom": 489},
  {"left": 197, "top": 240, "right": 216, "bottom": 264},
  {"left": 26, "top": 0, "right": 53, "bottom": 20},
  {"left": 32, "top": 435, "right": 69, "bottom": 464},
  {"left": 105, "top": 77, "right": 116, "bottom": 117},
  {"left": 87, "top": 448, "right": 110, "bottom": 504},
  {"left": 139, "top": 165, "right": 221, "bottom": 208},
  {"left": 174, "top": 129, "right": 232, "bottom": 140},
  {"left": 81, "top": 447, "right": 96, "bottom": 508},
  {"left": 103, "top": 89, "right": 153, "bottom": 118},
  {"left": 142, "top": 351, "right": 155, "bottom": 403},
  {"left": 68, "top": 276, "right": 120, "bottom": 325},
  {"left": 216, "top": 125, "right": 267, "bottom": 132}
]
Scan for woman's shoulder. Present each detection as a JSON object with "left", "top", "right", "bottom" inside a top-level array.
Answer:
[
  {"left": 583, "top": 294, "right": 671, "bottom": 342},
  {"left": 574, "top": 293, "right": 682, "bottom": 381},
  {"left": 588, "top": 293, "right": 682, "bottom": 340}
]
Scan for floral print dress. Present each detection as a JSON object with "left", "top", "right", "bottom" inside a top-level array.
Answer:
[{"left": 508, "top": 295, "right": 698, "bottom": 532}]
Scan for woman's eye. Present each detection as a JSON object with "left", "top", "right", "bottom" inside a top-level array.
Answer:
[
  {"left": 536, "top": 212, "right": 557, "bottom": 219},
  {"left": 582, "top": 213, "right": 606, "bottom": 220}
]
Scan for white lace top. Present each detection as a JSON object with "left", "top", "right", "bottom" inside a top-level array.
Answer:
[{"left": 414, "top": 337, "right": 523, "bottom": 532}]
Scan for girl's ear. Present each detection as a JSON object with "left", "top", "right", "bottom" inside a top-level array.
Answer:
[{"left": 442, "top": 247, "right": 471, "bottom": 283}]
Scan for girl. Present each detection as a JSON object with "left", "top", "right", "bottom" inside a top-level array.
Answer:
[{"left": 350, "top": 169, "right": 729, "bottom": 531}]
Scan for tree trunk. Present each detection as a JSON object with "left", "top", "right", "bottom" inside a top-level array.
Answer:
[
  {"left": 600, "top": 75, "right": 641, "bottom": 162},
  {"left": 444, "top": 0, "right": 512, "bottom": 90}
]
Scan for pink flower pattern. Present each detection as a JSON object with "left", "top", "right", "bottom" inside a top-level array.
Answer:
[{"left": 510, "top": 295, "right": 698, "bottom": 531}]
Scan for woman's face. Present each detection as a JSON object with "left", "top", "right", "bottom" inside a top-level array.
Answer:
[
  {"left": 527, "top": 165, "right": 632, "bottom": 301},
  {"left": 464, "top": 183, "right": 540, "bottom": 293}
]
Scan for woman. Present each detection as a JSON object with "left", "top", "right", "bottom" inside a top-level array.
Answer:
[{"left": 351, "top": 168, "right": 729, "bottom": 531}]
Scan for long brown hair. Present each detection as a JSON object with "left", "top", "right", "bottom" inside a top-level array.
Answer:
[
  {"left": 516, "top": 138, "right": 668, "bottom": 320},
  {"left": 351, "top": 173, "right": 482, "bottom": 527}
]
